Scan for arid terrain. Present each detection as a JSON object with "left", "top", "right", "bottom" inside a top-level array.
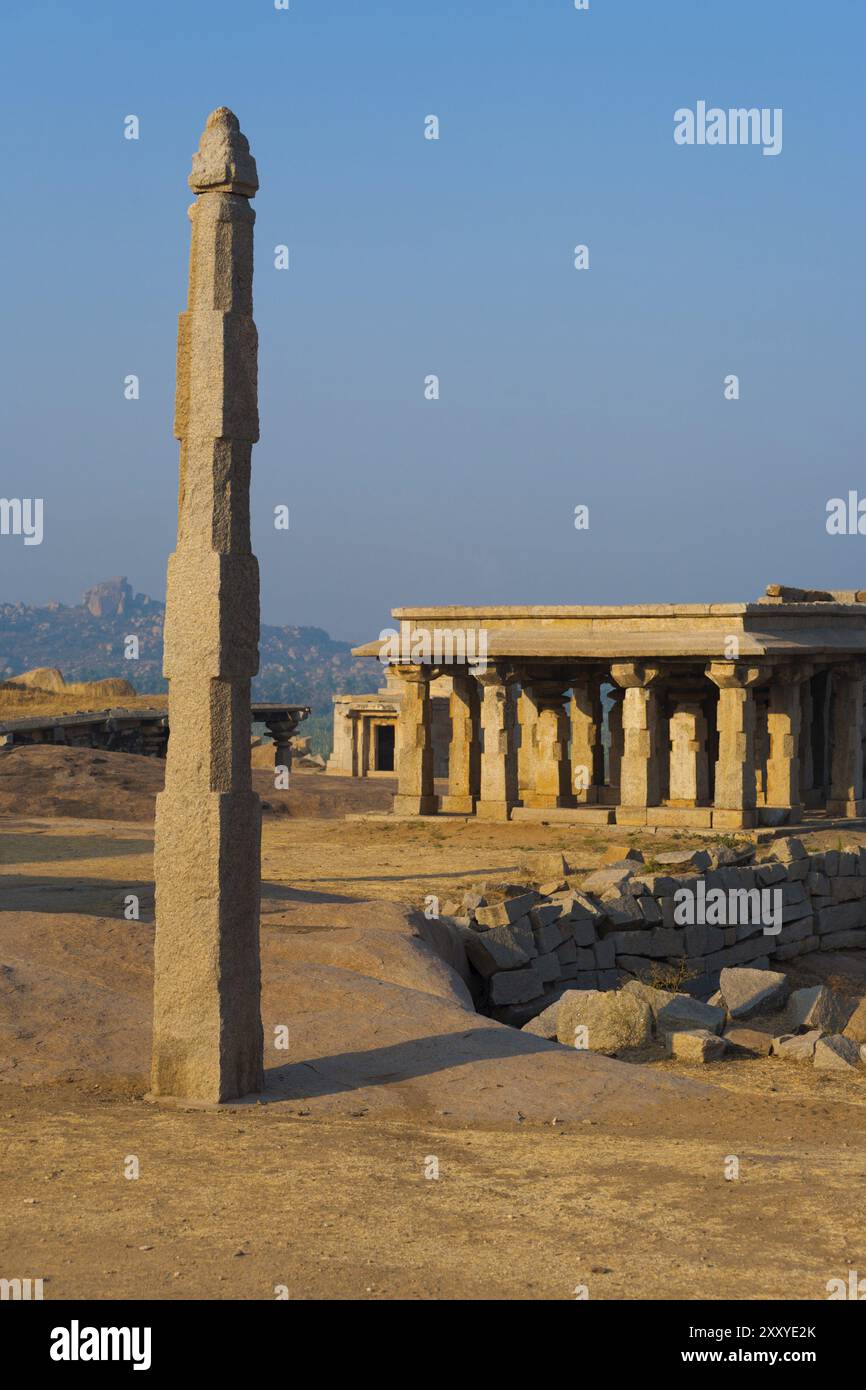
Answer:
[{"left": 2, "top": 748, "right": 866, "bottom": 1300}]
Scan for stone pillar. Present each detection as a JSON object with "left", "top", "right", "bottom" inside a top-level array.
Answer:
[
  {"left": 475, "top": 665, "right": 518, "bottom": 821},
  {"left": 152, "top": 109, "right": 263, "bottom": 1104},
  {"left": 522, "top": 682, "right": 574, "bottom": 809},
  {"left": 391, "top": 665, "right": 438, "bottom": 815},
  {"left": 799, "top": 677, "right": 814, "bottom": 799},
  {"left": 517, "top": 689, "right": 537, "bottom": 797},
  {"left": 326, "top": 699, "right": 354, "bottom": 774},
  {"left": 828, "top": 665, "right": 866, "bottom": 816},
  {"left": 765, "top": 668, "right": 810, "bottom": 821},
  {"left": 668, "top": 701, "right": 709, "bottom": 805},
  {"left": 610, "top": 663, "right": 662, "bottom": 824},
  {"left": 707, "top": 663, "right": 765, "bottom": 829},
  {"left": 570, "top": 677, "right": 604, "bottom": 803},
  {"left": 440, "top": 672, "right": 480, "bottom": 813},
  {"left": 606, "top": 688, "right": 624, "bottom": 793}
]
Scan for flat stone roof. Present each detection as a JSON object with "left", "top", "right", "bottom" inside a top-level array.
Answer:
[{"left": 352, "top": 600, "right": 866, "bottom": 664}]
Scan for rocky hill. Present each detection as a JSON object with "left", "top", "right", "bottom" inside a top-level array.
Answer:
[{"left": 0, "top": 578, "right": 374, "bottom": 719}]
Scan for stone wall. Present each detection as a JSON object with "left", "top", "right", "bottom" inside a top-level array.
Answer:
[{"left": 445, "top": 838, "right": 866, "bottom": 1026}]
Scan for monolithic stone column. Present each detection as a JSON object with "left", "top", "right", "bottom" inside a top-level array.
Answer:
[
  {"left": 522, "top": 682, "right": 574, "bottom": 808},
  {"left": 570, "top": 677, "right": 604, "bottom": 803},
  {"left": 668, "top": 701, "right": 709, "bottom": 805},
  {"left": 517, "top": 689, "right": 537, "bottom": 797},
  {"left": 152, "top": 109, "right": 263, "bottom": 1104},
  {"left": 707, "top": 663, "right": 764, "bottom": 829},
  {"left": 766, "top": 667, "right": 810, "bottom": 821},
  {"left": 475, "top": 664, "right": 518, "bottom": 820},
  {"left": 798, "top": 677, "right": 814, "bottom": 799},
  {"left": 606, "top": 689, "right": 623, "bottom": 793},
  {"left": 610, "top": 663, "right": 663, "bottom": 824},
  {"left": 391, "top": 665, "right": 438, "bottom": 814},
  {"left": 440, "top": 672, "right": 480, "bottom": 813},
  {"left": 828, "top": 665, "right": 866, "bottom": 816}
]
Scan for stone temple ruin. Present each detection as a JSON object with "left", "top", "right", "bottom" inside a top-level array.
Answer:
[{"left": 352, "top": 587, "right": 866, "bottom": 830}]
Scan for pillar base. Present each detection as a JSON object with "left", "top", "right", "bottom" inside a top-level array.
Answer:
[
  {"left": 827, "top": 799, "right": 866, "bottom": 817},
  {"left": 439, "top": 794, "right": 477, "bottom": 814},
  {"left": 762, "top": 803, "right": 803, "bottom": 824},
  {"left": 615, "top": 805, "right": 649, "bottom": 826},
  {"left": 712, "top": 808, "right": 756, "bottom": 830},
  {"left": 475, "top": 799, "right": 513, "bottom": 822},
  {"left": 521, "top": 793, "right": 576, "bottom": 810},
  {"left": 392, "top": 794, "right": 439, "bottom": 816}
]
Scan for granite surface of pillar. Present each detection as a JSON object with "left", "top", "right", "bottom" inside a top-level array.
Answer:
[
  {"left": 668, "top": 701, "right": 709, "bottom": 805},
  {"left": 611, "top": 663, "right": 662, "bottom": 824},
  {"left": 707, "top": 663, "right": 764, "bottom": 829},
  {"left": 766, "top": 671, "right": 806, "bottom": 820},
  {"left": 152, "top": 108, "right": 263, "bottom": 1104},
  {"left": 391, "top": 665, "right": 438, "bottom": 814},
  {"left": 828, "top": 666, "right": 866, "bottom": 816},
  {"left": 440, "top": 672, "right": 480, "bottom": 813},
  {"left": 475, "top": 666, "right": 518, "bottom": 820},
  {"left": 522, "top": 682, "right": 573, "bottom": 808},
  {"left": 570, "top": 678, "right": 604, "bottom": 803}
]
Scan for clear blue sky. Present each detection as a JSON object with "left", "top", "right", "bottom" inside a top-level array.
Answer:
[{"left": 1, "top": 0, "right": 864, "bottom": 641}]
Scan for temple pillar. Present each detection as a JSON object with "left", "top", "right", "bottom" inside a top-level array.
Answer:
[
  {"left": 668, "top": 701, "right": 709, "bottom": 805},
  {"left": 522, "top": 682, "right": 574, "bottom": 809},
  {"left": 707, "top": 662, "right": 765, "bottom": 829},
  {"left": 440, "top": 672, "right": 480, "bottom": 813},
  {"left": 799, "top": 677, "right": 814, "bottom": 799},
  {"left": 517, "top": 688, "right": 538, "bottom": 798},
  {"left": 391, "top": 665, "right": 438, "bottom": 815},
  {"left": 606, "top": 688, "right": 624, "bottom": 796},
  {"left": 570, "top": 677, "right": 604, "bottom": 803},
  {"left": 828, "top": 665, "right": 866, "bottom": 816},
  {"left": 610, "top": 663, "right": 663, "bottom": 824},
  {"left": 475, "top": 665, "right": 518, "bottom": 821},
  {"left": 765, "top": 667, "right": 811, "bottom": 821}
]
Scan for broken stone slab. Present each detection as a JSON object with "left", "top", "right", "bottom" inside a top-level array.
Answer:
[
  {"left": 569, "top": 919, "right": 597, "bottom": 948},
  {"left": 593, "top": 937, "right": 616, "bottom": 970},
  {"left": 768, "top": 837, "right": 808, "bottom": 863},
  {"left": 718, "top": 967, "right": 789, "bottom": 1020},
  {"left": 813, "top": 1034, "right": 862, "bottom": 1071},
  {"left": 599, "top": 890, "right": 644, "bottom": 927},
  {"left": 556, "top": 989, "right": 653, "bottom": 1054},
  {"left": 529, "top": 902, "right": 564, "bottom": 930},
  {"left": 629, "top": 873, "right": 681, "bottom": 896},
  {"left": 722, "top": 1026, "right": 774, "bottom": 1056},
  {"left": 581, "top": 865, "right": 637, "bottom": 894},
  {"left": 756, "top": 862, "right": 787, "bottom": 887},
  {"left": 637, "top": 896, "right": 663, "bottom": 924},
  {"left": 533, "top": 851, "right": 572, "bottom": 880},
  {"left": 786, "top": 984, "right": 854, "bottom": 1036},
  {"left": 654, "top": 849, "right": 711, "bottom": 871},
  {"left": 463, "top": 919, "right": 537, "bottom": 977},
  {"left": 533, "top": 920, "right": 566, "bottom": 955},
  {"left": 487, "top": 965, "right": 545, "bottom": 1006},
  {"left": 520, "top": 998, "right": 563, "bottom": 1040},
  {"left": 609, "top": 926, "right": 685, "bottom": 959},
  {"left": 600, "top": 846, "right": 644, "bottom": 865},
  {"left": 771, "top": 1030, "right": 822, "bottom": 1061},
  {"left": 842, "top": 998, "right": 866, "bottom": 1044},
  {"left": 537, "top": 878, "right": 567, "bottom": 897},
  {"left": 475, "top": 894, "right": 540, "bottom": 929},
  {"left": 623, "top": 980, "right": 725, "bottom": 1034},
  {"left": 535, "top": 949, "right": 562, "bottom": 985},
  {"left": 775, "top": 935, "right": 820, "bottom": 960},
  {"left": 665, "top": 1029, "right": 726, "bottom": 1063},
  {"left": 820, "top": 928, "right": 866, "bottom": 951}
]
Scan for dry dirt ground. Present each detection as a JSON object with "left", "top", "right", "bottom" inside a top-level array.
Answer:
[{"left": 2, "top": 749, "right": 866, "bottom": 1301}]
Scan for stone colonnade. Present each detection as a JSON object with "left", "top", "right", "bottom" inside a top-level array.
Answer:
[{"left": 388, "top": 659, "right": 866, "bottom": 828}]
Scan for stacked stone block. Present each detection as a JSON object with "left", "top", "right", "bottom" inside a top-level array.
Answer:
[{"left": 451, "top": 837, "right": 866, "bottom": 1026}]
